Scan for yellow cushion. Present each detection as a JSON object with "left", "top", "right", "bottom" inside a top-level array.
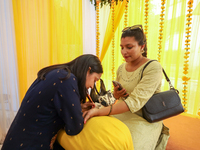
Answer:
[{"left": 57, "top": 116, "right": 134, "bottom": 150}]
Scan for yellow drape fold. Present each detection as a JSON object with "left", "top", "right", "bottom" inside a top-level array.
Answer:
[
  {"left": 100, "top": 0, "right": 126, "bottom": 61},
  {"left": 12, "top": 0, "right": 83, "bottom": 102},
  {"left": 12, "top": 0, "right": 51, "bottom": 102},
  {"left": 50, "top": 0, "right": 83, "bottom": 64}
]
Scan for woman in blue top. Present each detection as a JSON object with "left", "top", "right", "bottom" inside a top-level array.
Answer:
[{"left": 2, "top": 54, "right": 103, "bottom": 150}]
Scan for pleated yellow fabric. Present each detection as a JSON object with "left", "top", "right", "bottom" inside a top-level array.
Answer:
[
  {"left": 49, "top": 0, "right": 83, "bottom": 64},
  {"left": 100, "top": 0, "right": 126, "bottom": 61},
  {"left": 12, "top": 0, "right": 51, "bottom": 102},
  {"left": 12, "top": 0, "right": 83, "bottom": 102},
  {"left": 57, "top": 116, "right": 134, "bottom": 150}
]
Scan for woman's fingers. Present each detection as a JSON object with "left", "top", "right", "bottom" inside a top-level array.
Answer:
[
  {"left": 84, "top": 113, "right": 90, "bottom": 124},
  {"left": 123, "top": 92, "right": 129, "bottom": 98},
  {"left": 83, "top": 108, "right": 98, "bottom": 124},
  {"left": 113, "top": 86, "right": 128, "bottom": 99},
  {"left": 81, "top": 102, "right": 95, "bottom": 112},
  {"left": 82, "top": 110, "right": 88, "bottom": 118}
]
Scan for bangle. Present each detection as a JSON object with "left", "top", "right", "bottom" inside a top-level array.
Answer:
[{"left": 107, "top": 105, "right": 113, "bottom": 116}]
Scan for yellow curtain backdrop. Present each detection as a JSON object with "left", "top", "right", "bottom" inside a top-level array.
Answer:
[
  {"left": 12, "top": 0, "right": 83, "bottom": 102},
  {"left": 100, "top": 0, "right": 127, "bottom": 61},
  {"left": 100, "top": 0, "right": 200, "bottom": 118}
]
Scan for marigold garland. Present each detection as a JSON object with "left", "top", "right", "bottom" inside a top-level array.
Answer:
[
  {"left": 123, "top": 0, "right": 129, "bottom": 62},
  {"left": 157, "top": 0, "right": 166, "bottom": 62},
  {"left": 90, "top": 0, "right": 124, "bottom": 9},
  {"left": 124, "top": 0, "right": 129, "bottom": 28},
  {"left": 144, "top": 0, "right": 149, "bottom": 40},
  {"left": 182, "top": 0, "right": 193, "bottom": 113},
  {"left": 96, "top": 1, "right": 100, "bottom": 58},
  {"left": 111, "top": 0, "right": 115, "bottom": 81}
]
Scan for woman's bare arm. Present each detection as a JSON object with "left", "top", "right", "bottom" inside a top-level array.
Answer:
[{"left": 83, "top": 101, "right": 129, "bottom": 123}]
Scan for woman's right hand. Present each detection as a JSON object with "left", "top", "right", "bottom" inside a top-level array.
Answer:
[
  {"left": 113, "top": 85, "right": 128, "bottom": 99},
  {"left": 82, "top": 108, "right": 99, "bottom": 124}
]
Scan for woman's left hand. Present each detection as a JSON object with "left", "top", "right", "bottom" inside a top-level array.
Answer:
[
  {"left": 113, "top": 85, "right": 128, "bottom": 99},
  {"left": 81, "top": 102, "right": 95, "bottom": 113}
]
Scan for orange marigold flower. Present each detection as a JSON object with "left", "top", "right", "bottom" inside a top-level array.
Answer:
[
  {"left": 182, "top": 91, "right": 187, "bottom": 94},
  {"left": 187, "top": 18, "right": 192, "bottom": 21},
  {"left": 188, "top": 0, "right": 193, "bottom": 4},
  {"left": 184, "top": 64, "right": 189, "bottom": 67},
  {"left": 183, "top": 82, "right": 188, "bottom": 85},
  {"left": 186, "top": 30, "right": 191, "bottom": 34},
  {"left": 183, "top": 87, "right": 187, "bottom": 90},
  {"left": 187, "top": 13, "right": 192, "bottom": 17},
  {"left": 184, "top": 60, "right": 189, "bottom": 63},
  {"left": 186, "top": 27, "right": 191, "bottom": 30},
  {"left": 185, "top": 35, "right": 191, "bottom": 38},
  {"left": 188, "top": 4, "right": 193, "bottom": 8},
  {"left": 161, "top": 10, "right": 165, "bottom": 13},
  {"left": 184, "top": 56, "right": 189, "bottom": 59},
  {"left": 161, "top": 6, "right": 165, "bottom": 9},
  {"left": 185, "top": 51, "right": 190, "bottom": 55},
  {"left": 159, "top": 22, "right": 164, "bottom": 25},
  {"left": 185, "top": 43, "right": 190, "bottom": 46},
  {"left": 182, "top": 76, "right": 190, "bottom": 81},
  {"left": 185, "top": 47, "right": 190, "bottom": 50},
  {"left": 186, "top": 22, "right": 192, "bottom": 25}
]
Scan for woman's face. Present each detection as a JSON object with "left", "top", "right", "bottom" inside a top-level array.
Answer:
[
  {"left": 86, "top": 70, "right": 102, "bottom": 89},
  {"left": 120, "top": 36, "right": 144, "bottom": 63}
]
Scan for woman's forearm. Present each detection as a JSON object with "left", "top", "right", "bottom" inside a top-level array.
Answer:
[
  {"left": 98, "top": 101, "right": 130, "bottom": 116},
  {"left": 83, "top": 101, "right": 130, "bottom": 123}
]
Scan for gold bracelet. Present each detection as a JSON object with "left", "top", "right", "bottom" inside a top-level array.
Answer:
[{"left": 107, "top": 105, "right": 113, "bottom": 116}]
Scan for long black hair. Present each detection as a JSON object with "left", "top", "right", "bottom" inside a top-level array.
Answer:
[
  {"left": 37, "top": 54, "right": 103, "bottom": 102},
  {"left": 121, "top": 26, "right": 147, "bottom": 57}
]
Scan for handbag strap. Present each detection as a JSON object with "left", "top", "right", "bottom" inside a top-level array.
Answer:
[
  {"left": 94, "top": 80, "right": 101, "bottom": 95},
  {"left": 140, "top": 60, "right": 179, "bottom": 93},
  {"left": 94, "top": 78, "right": 107, "bottom": 95}
]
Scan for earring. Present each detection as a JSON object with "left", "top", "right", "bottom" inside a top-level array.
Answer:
[{"left": 141, "top": 49, "right": 144, "bottom": 53}]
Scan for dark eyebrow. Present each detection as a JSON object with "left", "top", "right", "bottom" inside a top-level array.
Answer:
[{"left": 121, "top": 44, "right": 133, "bottom": 47}]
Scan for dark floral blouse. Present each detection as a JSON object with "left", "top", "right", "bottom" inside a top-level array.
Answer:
[{"left": 2, "top": 69, "right": 84, "bottom": 150}]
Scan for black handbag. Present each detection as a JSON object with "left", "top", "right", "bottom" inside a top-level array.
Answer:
[
  {"left": 90, "top": 78, "right": 107, "bottom": 103},
  {"left": 141, "top": 60, "right": 184, "bottom": 123},
  {"left": 90, "top": 79, "right": 116, "bottom": 107}
]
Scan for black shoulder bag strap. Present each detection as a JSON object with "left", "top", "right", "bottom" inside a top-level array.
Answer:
[{"left": 140, "top": 60, "right": 179, "bottom": 93}]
